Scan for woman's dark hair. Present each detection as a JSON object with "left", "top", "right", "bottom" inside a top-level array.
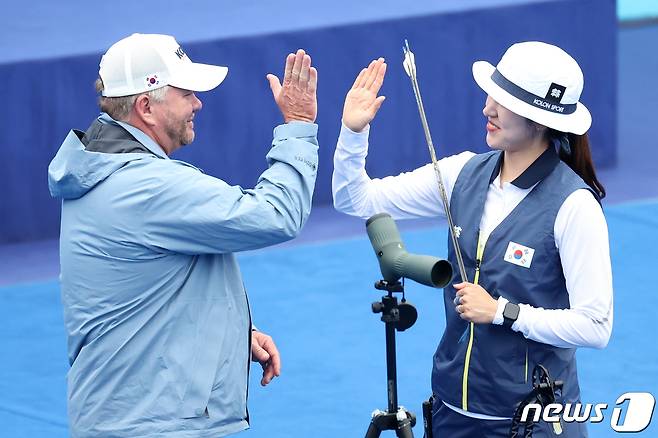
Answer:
[{"left": 547, "top": 128, "right": 606, "bottom": 200}]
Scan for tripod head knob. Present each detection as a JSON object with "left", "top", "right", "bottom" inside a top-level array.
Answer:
[
  {"left": 372, "top": 302, "right": 385, "bottom": 314},
  {"left": 396, "top": 302, "right": 417, "bottom": 331}
]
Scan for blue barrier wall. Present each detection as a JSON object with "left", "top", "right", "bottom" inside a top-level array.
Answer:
[{"left": 0, "top": 0, "right": 617, "bottom": 243}]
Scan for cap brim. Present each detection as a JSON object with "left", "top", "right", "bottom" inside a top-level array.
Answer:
[
  {"left": 168, "top": 62, "right": 228, "bottom": 92},
  {"left": 472, "top": 61, "right": 591, "bottom": 135}
]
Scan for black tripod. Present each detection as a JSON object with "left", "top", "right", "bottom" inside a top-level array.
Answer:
[{"left": 365, "top": 280, "right": 418, "bottom": 438}]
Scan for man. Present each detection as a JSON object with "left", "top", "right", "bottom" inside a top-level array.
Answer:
[{"left": 48, "top": 33, "right": 319, "bottom": 437}]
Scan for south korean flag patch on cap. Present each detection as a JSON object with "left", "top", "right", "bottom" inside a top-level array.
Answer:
[{"left": 504, "top": 241, "right": 535, "bottom": 268}]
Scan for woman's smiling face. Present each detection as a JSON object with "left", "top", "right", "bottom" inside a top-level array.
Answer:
[{"left": 483, "top": 95, "right": 538, "bottom": 152}]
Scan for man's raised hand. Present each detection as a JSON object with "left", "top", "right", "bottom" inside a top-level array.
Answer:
[{"left": 267, "top": 49, "right": 318, "bottom": 123}]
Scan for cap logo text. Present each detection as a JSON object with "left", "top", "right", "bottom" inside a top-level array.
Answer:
[
  {"left": 175, "top": 46, "right": 186, "bottom": 59},
  {"left": 533, "top": 98, "right": 565, "bottom": 113}
]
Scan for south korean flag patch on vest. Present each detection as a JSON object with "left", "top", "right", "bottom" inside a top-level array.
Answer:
[{"left": 504, "top": 241, "right": 535, "bottom": 268}]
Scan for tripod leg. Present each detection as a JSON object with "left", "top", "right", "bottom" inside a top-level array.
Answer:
[
  {"left": 365, "top": 419, "right": 382, "bottom": 438},
  {"left": 395, "top": 418, "right": 415, "bottom": 438},
  {"left": 422, "top": 396, "right": 434, "bottom": 438}
]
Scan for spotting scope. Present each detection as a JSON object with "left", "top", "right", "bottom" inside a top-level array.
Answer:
[{"left": 366, "top": 213, "right": 452, "bottom": 288}]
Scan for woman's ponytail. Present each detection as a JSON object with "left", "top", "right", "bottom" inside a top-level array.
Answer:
[{"left": 548, "top": 129, "right": 606, "bottom": 200}]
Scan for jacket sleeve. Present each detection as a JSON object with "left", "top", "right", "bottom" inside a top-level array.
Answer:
[{"left": 139, "top": 122, "right": 319, "bottom": 254}]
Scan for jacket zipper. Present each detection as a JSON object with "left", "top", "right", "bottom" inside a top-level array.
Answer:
[
  {"left": 245, "top": 286, "right": 252, "bottom": 424},
  {"left": 461, "top": 233, "right": 486, "bottom": 411}
]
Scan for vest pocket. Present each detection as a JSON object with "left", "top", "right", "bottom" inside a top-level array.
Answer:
[{"left": 480, "top": 326, "right": 528, "bottom": 385}]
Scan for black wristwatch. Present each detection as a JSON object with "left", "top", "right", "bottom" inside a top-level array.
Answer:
[{"left": 503, "top": 302, "right": 520, "bottom": 329}]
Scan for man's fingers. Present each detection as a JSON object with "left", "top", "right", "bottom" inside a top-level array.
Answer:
[
  {"left": 261, "top": 357, "right": 281, "bottom": 386},
  {"left": 261, "top": 337, "right": 281, "bottom": 374},
  {"left": 290, "top": 49, "right": 305, "bottom": 85},
  {"left": 260, "top": 365, "right": 274, "bottom": 386},
  {"left": 307, "top": 67, "right": 318, "bottom": 94},
  {"left": 267, "top": 74, "right": 282, "bottom": 98},
  {"left": 274, "top": 49, "right": 317, "bottom": 123},
  {"left": 258, "top": 336, "right": 281, "bottom": 386},
  {"left": 299, "top": 54, "right": 311, "bottom": 83},
  {"left": 252, "top": 341, "right": 271, "bottom": 363},
  {"left": 282, "top": 53, "right": 295, "bottom": 86},
  {"left": 262, "top": 358, "right": 281, "bottom": 382},
  {"left": 269, "top": 345, "right": 281, "bottom": 376}
]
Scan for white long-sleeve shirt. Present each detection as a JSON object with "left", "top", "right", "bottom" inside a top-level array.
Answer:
[
  {"left": 334, "top": 123, "right": 614, "bottom": 420},
  {"left": 333, "top": 124, "right": 613, "bottom": 352}
]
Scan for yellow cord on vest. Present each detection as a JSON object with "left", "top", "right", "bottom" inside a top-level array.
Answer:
[{"left": 461, "top": 233, "right": 486, "bottom": 410}]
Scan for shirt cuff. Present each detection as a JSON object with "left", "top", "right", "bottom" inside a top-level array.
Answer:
[
  {"left": 336, "top": 122, "right": 370, "bottom": 160},
  {"left": 340, "top": 121, "right": 370, "bottom": 136},
  {"left": 492, "top": 296, "right": 509, "bottom": 325}
]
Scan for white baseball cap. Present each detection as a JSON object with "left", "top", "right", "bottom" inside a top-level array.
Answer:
[
  {"left": 472, "top": 41, "right": 591, "bottom": 135},
  {"left": 99, "top": 33, "right": 228, "bottom": 97}
]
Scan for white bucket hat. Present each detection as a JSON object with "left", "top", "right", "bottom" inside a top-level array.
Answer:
[
  {"left": 99, "top": 33, "right": 228, "bottom": 97},
  {"left": 472, "top": 41, "right": 591, "bottom": 135}
]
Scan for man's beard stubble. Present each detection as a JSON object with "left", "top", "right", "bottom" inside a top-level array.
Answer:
[{"left": 164, "top": 113, "right": 194, "bottom": 147}]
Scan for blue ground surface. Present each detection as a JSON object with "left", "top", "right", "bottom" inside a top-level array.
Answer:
[{"left": 2, "top": 199, "right": 657, "bottom": 437}]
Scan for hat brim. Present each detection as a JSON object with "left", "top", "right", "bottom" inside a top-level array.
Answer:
[
  {"left": 168, "top": 62, "right": 229, "bottom": 93},
  {"left": 472, "top": 61, "right": 591, "bottom": 135}
]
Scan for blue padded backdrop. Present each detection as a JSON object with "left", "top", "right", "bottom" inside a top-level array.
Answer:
[{"left": 0, "top": 0, "right": 617, "bottom": 244}]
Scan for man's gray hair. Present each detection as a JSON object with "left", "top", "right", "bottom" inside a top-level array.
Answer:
[{"left": 95, "top": 78, "right": 168, "bottom": 120}]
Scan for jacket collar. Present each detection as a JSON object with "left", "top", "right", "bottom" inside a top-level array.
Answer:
[
  {"left": 96, "top": 113, "right": 169, "bottom": 159},
  {"left": 489, "top": 147, "right": 560, "bottom": 189}
]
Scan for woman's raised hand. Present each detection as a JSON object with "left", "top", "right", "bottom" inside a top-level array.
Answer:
[{"left": 342, "top": 58, "right": 387, "bottom": 132}]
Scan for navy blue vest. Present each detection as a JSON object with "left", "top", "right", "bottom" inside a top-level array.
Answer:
[{"left": 432, "top": 149, "right": 594, "bottom": 417}]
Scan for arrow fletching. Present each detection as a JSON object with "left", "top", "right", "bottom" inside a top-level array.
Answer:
[{"left": 402, "top": 39, "right": 416, "bottom": 78}]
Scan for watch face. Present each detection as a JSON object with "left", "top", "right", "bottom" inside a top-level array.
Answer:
[{"left": 504, "top": 303, "right": 520, "bottom": 320}]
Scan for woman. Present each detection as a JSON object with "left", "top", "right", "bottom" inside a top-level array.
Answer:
[{"left": 332, "top": 42, "right": 613, "bottom": 437}]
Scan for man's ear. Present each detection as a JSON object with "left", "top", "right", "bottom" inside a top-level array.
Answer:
[{"left": 133, "top": 94, "right": 156, "bottom": 127}]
